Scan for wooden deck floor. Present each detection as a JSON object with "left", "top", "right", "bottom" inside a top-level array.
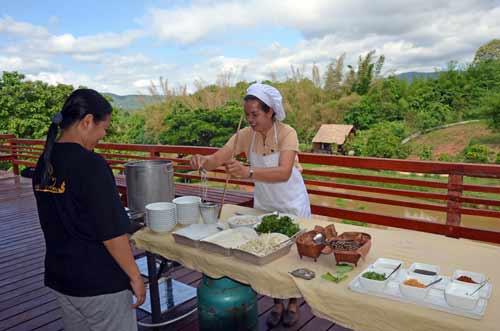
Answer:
[{"left": 0, "top": 175, "right": 349, "bottom": 331}]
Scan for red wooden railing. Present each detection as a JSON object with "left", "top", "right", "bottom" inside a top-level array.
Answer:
[
  {"left": 1, "top": 136, "right": 500, "bottom": 244},
  {"left": 0, "top": 134, "right": 15, "bottom": 163}
]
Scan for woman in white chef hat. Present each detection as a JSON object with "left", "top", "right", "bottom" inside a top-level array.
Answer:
[{"left": 191, "top": 83, "right": 311, "bottom": 327}]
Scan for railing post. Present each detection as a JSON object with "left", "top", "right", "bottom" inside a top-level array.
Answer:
[
  {"left": 8, "top": 138, "right": 19, "bottom": 176},
  {"left": 446, "top": 174, "right": 463, "bottom": 238},
  {"left": 150, "top": 150, "right": 160, "bottom": 159}
]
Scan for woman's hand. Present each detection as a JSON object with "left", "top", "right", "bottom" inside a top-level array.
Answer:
[
  {"left": 130, "top": 275, "right": 146, "bottom": 308},
  {"left": 224, "top": 159, "right": 250, "bottom": 178},
  {"left": 190, "top": 154, "right": 208, "bottom": 170}
]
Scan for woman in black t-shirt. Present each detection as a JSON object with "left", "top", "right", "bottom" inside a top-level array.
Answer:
[{"left": 33, "top": 89, "right": 145, "bottom": 331}]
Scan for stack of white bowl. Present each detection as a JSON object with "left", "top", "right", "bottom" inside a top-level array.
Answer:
[
  {"left": 172, "top": 196, "right": 201, "bottom": 225},
  {"left": 145, "top": 202, "right": 177, "bottom": 233}
]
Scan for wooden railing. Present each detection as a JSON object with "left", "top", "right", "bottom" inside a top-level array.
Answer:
[
  {"left": 0, "top": 134, "right": 15, "bottom": 164},
  {"left": 2, "top": 136, "right": 500, "bottom": 244}
]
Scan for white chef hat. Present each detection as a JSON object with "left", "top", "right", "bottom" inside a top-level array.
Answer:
[{"left": 246, "top": 83, "right": 286, "bottom": 121}]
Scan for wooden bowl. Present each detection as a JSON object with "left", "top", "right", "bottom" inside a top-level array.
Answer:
[
  {"left": 330, "top": 232, "right": 372, "bottom": 266},
  {"left": 296, "top": 231, "right": 325, "bottom": 262}
]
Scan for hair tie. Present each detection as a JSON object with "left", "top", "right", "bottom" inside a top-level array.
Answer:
[{"left": 51, "top": 112, "right": 63, "bottom": 124}]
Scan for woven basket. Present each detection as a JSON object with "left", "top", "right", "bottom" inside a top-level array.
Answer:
[
  {"left": 330, "top": 232, "right": 372, "bottom": 266},
  {"left": 296, "top": 231, "right": 325, "bottom": 262}
]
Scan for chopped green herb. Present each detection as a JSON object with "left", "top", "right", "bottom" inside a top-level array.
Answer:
[
  {"left": 255, "top": 215, "right": 300, "bottom": 238},
  {"left": 362, "top": 271, "right": 386, "bottom": 281}
]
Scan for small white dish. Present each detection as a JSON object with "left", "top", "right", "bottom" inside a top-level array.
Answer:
[
  {"left": 373, "top": 258, "right": 403, "bottom": 278},
  {"left": 408, "top": 262, "right": 439, "bottom": 282},
  {"left": 399, "top": 276, "right": 431, "bottom": 300},
  {"left": 445, "top": 282, "right": 480, "bottom": 310},
  {"left": 359, "top": 267, "right": 390, "bottom": 292}
]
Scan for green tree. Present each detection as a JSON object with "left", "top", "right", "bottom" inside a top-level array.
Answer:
[
  {"left": 463, "top": 144, "right": 490, "bottom": 163},
  {"left": 344, "top": 121, "right": 410, "bottom": 159},
  {"left": 159, "top": 101, "right": 244, "bottom": 147},
  {"left": 473, "top": 39, "right": 500, "bottom": 63},
  {"left": 480, "top": 92, "right": 500, "bottom": 130},
  {"left": 0, "top": 71, "right": 73, "bottom": 138}
]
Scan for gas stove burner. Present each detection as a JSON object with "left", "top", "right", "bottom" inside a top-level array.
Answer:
[{"left": 125, "top": 207, "right": 146, "bottom": 234}]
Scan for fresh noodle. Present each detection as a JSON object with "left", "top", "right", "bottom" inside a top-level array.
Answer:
[{"left": 199, "top": 169, "right": 209, "bottom": 203}]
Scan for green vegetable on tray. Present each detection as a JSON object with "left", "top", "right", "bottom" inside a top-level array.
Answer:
[
  {"left": 362, "top": 271, "right": 386, "bottom": 281},
  {"left": 321, "top": 264, "right": 354, "bottom": 284},
  {"left": 321, "top": 272, "right": 348, "bottom": 283},
  {"left": 255, "top": 215, "right": 300, "bottom": 238}
]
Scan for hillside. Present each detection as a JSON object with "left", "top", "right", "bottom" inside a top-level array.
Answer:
[
  {"left": 104, "top": 93, "right": 162, "bottom": 111},
  {"left": 408, "top": 121, "right": 500, "bottom": 161},
  {"left": 394, "top": 71, "right": 439, "bottom": 82}
]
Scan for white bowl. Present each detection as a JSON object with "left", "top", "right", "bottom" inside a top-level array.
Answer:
[
  {"left": 227, "top": 215, "right": 259, "bottom": 229},
  {"left": 173, "top": 196, "right": 202, "bottom": 205},
  {"left": 146, "top": 202, "right": 177, "bottom": 211},
  {"left": 408, "top": 262, "right": 439, "bottom": 283},
  {"left": 359, "top": 268, "right": 389, "bottom": 292},
  {"left": 373, "top": 258, "right": 403, "bottom": 279},
  {"left": 445, "top": 282, "right": 480, "bottom": 310},
  {"left": 146, "top": 202, "right": 177, "bottom": 232},
  {"left": 399, "top": 276, "right": 431, "bottom": 300},
  {"left": 452, "top": 270, "right": 486, "bottom": 288},
  {"left": 173, "top": 196, "right": 201, "bottom": 224}
]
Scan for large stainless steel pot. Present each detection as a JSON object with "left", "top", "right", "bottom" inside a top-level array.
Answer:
[{"left": 124, "top": 160, "right": 175, "bottom": 213}]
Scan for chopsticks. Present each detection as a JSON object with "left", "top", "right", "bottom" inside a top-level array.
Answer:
[
  {"left": 467, "top": 278, "right": 489, "bottom": 296},
  {"left": 218, "top": 114, "right": 244, "bottom": 218},
  {"left": 385, "top": 263, "right": 402, "bottom": 280}
]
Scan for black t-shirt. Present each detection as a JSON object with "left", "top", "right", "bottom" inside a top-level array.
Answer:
[{"left": 33, "top": 143, "right": 130, "bottom": 297}]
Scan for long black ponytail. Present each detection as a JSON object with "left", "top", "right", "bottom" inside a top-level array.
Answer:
[{"left": 39, "top": 89, "right": 112, "bottom": 187}]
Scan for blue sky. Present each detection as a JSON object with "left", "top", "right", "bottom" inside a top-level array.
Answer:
[{"left": 1, "top": 0, "right": 499, "bottom": 94}]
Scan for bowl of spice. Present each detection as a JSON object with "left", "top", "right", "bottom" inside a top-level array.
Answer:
[
  {"left": 408, "top": 262, "right": 439, "bottom": 283},
  {"left": 399, "top": 277, "right": 431, "bottom": 300},
  {"left": 452, "top": 269, "right": 485, "bottom": 288}
]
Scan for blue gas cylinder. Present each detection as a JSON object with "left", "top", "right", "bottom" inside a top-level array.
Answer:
[{"left": 197, "top": 275, "right": 258, "bottom": 331}]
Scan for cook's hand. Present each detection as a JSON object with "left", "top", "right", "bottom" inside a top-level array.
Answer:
[
  {"left": 190, "top": 154, "right": 208, "bottom": 170},
  {"left": 224, "top": 159, "right": 250, "bottom": 178},
  {"left": 130, "top": 275, "right": 146, "bottom": 309}
]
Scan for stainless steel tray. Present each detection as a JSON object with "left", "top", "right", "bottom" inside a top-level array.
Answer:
[
  {"left": 172, "top": 233, "right": 200, "bottom": 248},
  {"left": 232, "top": 240, "right": 294, "bottom": 265},
  {"left": 199, "top": 240, "right": 232, "bottom": 256}
]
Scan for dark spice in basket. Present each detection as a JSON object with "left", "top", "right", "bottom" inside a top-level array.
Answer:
[{"left": 330, "top": 240, "right": 360, "bottom": 251}]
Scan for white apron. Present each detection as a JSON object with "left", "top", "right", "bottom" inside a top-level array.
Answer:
[{"left": 249, "top": 123, "right": 311, "bottom": 218}]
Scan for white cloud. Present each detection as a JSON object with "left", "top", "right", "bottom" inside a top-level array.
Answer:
[
  {"left": 0, "top": 15, "right": 49, "bottom": 38},
  {"left": 44, "top": 30, "right": 144, "bottom": 54},
  {"left": 0, "top": 55, "right": 56, "bottom": 72},
  {"left": 145, "top": 0, "right": 498, "bottom": 44},
  {"left": 1, "top": 16, "right": 143, "bottom": 55}
]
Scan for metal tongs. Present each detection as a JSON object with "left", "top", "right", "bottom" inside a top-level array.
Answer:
[{"left": 312, "top": 232, "right": 337, "bottom": 272}]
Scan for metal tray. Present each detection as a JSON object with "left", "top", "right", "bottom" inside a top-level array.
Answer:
[
  {"left": 172, "top": 224, "right": 220, "bottom": 248},
  {"left": 172, "top": 233, "right": 200, "bottom": 248},
  {"left": 232, "top": 240, "right": 294, "bottom": 265},
  {"left": 199, "top": 240, "right": 232, "bottom": 256}
]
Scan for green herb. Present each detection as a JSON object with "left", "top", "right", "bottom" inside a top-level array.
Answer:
[
  {"left": 362, "top": 271, "right": 386, "bottom": 281},
  {"left": 255, "top": 215, "right": 300, "bottom": 238},
  {"left": 321, "top": 272, "right": 348, "bottom": 283}
]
